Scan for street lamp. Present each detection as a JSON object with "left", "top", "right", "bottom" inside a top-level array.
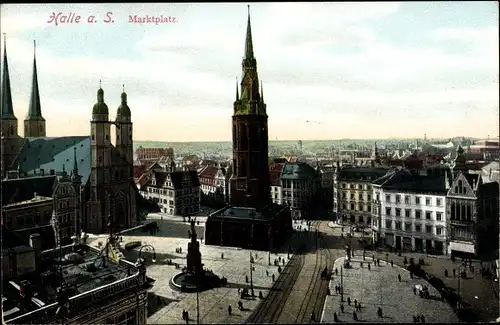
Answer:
[{"left": 139, "top": 245, "right": 156, "bottom": 263}]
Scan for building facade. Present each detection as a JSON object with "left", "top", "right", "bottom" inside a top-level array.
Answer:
[
  {"left": 1, "top": 37, "right": 138, "bottom": 236},
  {"left": 372, "top": 167, "right": 450, "bottom": 254},
  {"left": 140, "top": 165, "right": 201, "bottom": 216},
  {"left": 269, "top": 163, "right": 284, "bottom": 205},
  {"left": 280, "top": 162, "right": 318, "bottom": 219},
  {"left": 336, "top": 167, "right": 389, "bottom": 226},
  {"left": 317, "top": 164, "right": 335, "bottom": 211},
  {"left": 198, "top": 164, "right": 229, "bottom": 202}
]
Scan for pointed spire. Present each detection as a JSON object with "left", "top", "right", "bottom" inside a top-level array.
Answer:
[
  {"left": 244, "top": 5, "right": 254, "bottom": 59},
  {"left": 260, "top": 81, "right": 264, "bottom": 102},
  {"left": 236, "top": 77, "right": 239, "bottom": 100},
  {"left": 26, "top": 40, "right": 44, "bottom": 121},
  {"left": 1, "top": 33, "right": 16, "bottom": 120},
  {"left": 72, "top": 146, "right": 78, "bottom": 175}
]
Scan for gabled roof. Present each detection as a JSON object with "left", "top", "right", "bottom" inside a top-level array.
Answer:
[
  {"left": 338, "top": 167, "right": 390, "bottom": 181},
  {"left": 1, "top": 175, "right": 56, "bottom": 206},
  {"left": 12, "top": 136, "right": 91, "bottom": 185},
  {"left": 147, "top": 170, "right": 200, "bottom": 189},
  {"left": 269, "top": 163, "right": 284, "bottom": 186},
  {"left": 199, "top": 166, "right": 218, "bottom": 179},
  {"left": 374, "top": 167, "right": 450, "bottom": 193},
  {"left": 281, "top": 162, "right": 317, "bottom": 180}
]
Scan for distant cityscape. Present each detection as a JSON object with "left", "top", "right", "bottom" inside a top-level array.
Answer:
[{"left": 1, "top": 3, "right": 499, "bottom": 325}]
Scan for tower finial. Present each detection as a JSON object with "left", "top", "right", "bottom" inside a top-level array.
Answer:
[
  {"left": 72, "top": 146, "right": 78, "bottom": 175},
  {"left": 3, "top": 33, "right": 6, "bottom": 47},
  {"left": 244, "top": 5, "right": 254, "bottom": 59},
  {"left": 99, "top": 79, "right": 102, "bottom": 89},
  {"left": 33, "top": 40, "right": 36, "bottom": 58},
  {"left": 260, "top": 81, "right": 264, "bottom": 102},
  {"left": 122, "top": 84, "right": 125, "bottom": 93}
]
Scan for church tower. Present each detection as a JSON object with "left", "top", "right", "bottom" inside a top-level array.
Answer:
[
  {"left": 88, "top": 82, "right": 112, "bottom": 232},
  {"left": 24, "top": 40, "right": 46, "bottom": 138},
  {"left": 452, "top": 145, "right": 467, "bottom": 177},
  {"left": 115, "top": 85, "right": 134, "bottom": 166},
  {"left": 1, "top": 35, "right": 20, "bottom": 178},
  {"left": 229, "top": 6, "right": 270, "bottom": 209}
]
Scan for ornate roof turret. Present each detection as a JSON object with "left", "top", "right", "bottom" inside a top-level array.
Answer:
[
  {"left": 1, "top": 34, "right": 16, "bottom": 120},
  {"left": 92, "top": 80, "right": 109, "bottom": 115},
  {"left": 26, "top": 40, "right": 45, "bottom": 121},
  {"left": 117, "top": 84, "right": 131, "bottom": 117},
  {"left": 71, "top": 146, "right": 82, "bottom": 184}
]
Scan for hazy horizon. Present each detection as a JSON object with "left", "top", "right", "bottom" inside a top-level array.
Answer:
[{"left": 1, "top": 3, "right": 498, "bottom": 141}]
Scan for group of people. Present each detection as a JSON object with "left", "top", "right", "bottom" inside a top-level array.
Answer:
[{"left": 413, "top": 314, "right": 426, "bottom": 323}]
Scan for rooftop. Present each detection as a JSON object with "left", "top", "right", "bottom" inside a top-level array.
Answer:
[
  {"left": 3, "top": 195, "right": 52, "bottom": 208},
  {"left": 280, "top": 162, "right": 317, "bottom": 180},
  {"left": 1, "top": 175, "right": 56, "bottom": 206},
  {"left": 209, "top": 204, "right": 287, "bottom": 222},
  {"left": 337, "top": 166, "right": 390, "bottom": 181},
  {"left": 2, "top": 241, "right": 138, "bottom": 322}
]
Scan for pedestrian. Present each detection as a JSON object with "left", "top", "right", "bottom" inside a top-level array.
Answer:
[
  {"left": 185, "top": 311, "right": 189, "bottom": 322},
  {"left": 333, "top": 312, "right": 338, "bottom": 322},
  {"left": 238, "top": 300, "right": 243, "bottom": 310},
  {"left": 444, "top": 269, "right": 448, "bottom": 277},
  {"left": 347, "top": 297, "right": 351, "bottom": 306},
  {"left": 398, "top": 274, "right": 401, "bottom": 282},
  {"left": 259, "top": 291, "right": 263, "bottom": 299},
  {"left": 353, "top": 311, "right": 358, "bottom": 321},
  {"left": 421, "top": 315, "right": 425, "bottom": 323},
  {"left": 377, "top": 258, "right": 380, "bottom": 266},
  {"left": 228, "top": 305, "right": 232, "bottom": 315},
  {"left": 453, "top": 268, "right": 456, "bottom": 277},
  {"left": 182, "top": 310, "right": 186, "bottom": 320},
  {"left": 340, "top": 304, "right": 345, "bottom": 313},
  {"left": 377, "top": 307, "right": 383, "bottom": 318},
  {"left": 391, "top": 260, "right": 394, "bottom": 267},
  {"left": 327, "top": 288, "right": 331, "bottom": 296},
  {"left": 266, "top": 270, "right": 269, "bottom": 276},
  {"left": 413, "top": 287, "right": 417, "bottom": 295},
  {"left": 221, "top": 253, "right": 224, "bottom": 259},
  {"left": 272, "top": 274, "right": 275, "bottom": 281},
  {"left": 238, "top": 288, "right": 240, "bottom": 294},
  {"left": 311, "top": 312, "right": 316, "bottom": 321},
  {"left": 335, "top": 268, "right": 338, "bottom": 275},
  {"left": 354, "top": 299, "right": 358, "bottom": 308},
  {"left": 368, "top": 263, "right": 371, "bottom": 270},
  {"left": 357, "top": 302, "right": 361, "bottom": 310},
  {"left": 413, "top": 315, "right": 418, "bottom": 323},
  {"left": 245, "top": 275, "right": 249, "bottom": 283}
]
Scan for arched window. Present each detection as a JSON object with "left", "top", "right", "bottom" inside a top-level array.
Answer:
[
  {"left": 458, "top": 180, "right": 463, "bottom": 194},
  {"left": 466, "top": 205, "right": 472, "bottom": 222},
  {"left": 461, "top": 204, "right": 466, "bottom": 221}
]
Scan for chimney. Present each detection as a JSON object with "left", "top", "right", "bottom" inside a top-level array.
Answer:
[
  {"left": 29, "top": 233, "right": 42, "bottom": 270},
  {"left": 33, "top": 192, "right": 38, "bottom": 199}
]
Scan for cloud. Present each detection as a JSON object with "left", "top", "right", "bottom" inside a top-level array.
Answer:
[{"left": 1, "top": 3, "right": 498, "bottom": 141}]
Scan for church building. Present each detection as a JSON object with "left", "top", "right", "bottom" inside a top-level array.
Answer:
[
  {"left": 204, "top": 7, "right": 292, "bottom": 251},
  {"left": 1, "top": 36, "right": 139, "bottom": 237}
]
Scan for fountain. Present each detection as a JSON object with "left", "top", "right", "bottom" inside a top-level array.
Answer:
[{"left": 170, "top": 220, "right": 224, "bottom": 292}]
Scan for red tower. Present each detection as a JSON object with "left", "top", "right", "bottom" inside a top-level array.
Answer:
[{"left": 230, "top": 7, "right": 270, "bottom": 209}]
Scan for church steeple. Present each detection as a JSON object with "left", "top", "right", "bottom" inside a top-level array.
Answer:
[
  {"left": 26, "top": 40, "right": 44, "bottom": 122},
  {"left": 1, "top": 34, "right": 16, "bottom": 121},
  {"left": 244, "top": 5, "right": 254, "bottom": 60},
  {"left": 236, "top": 77, "right": 239, "bottom": 101}
]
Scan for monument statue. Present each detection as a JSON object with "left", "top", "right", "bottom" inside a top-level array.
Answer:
[{"left": 186, "top": 220, "right": 203, "bottom": 274}]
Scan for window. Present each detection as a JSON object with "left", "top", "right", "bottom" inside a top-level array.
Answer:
[
  {"left": 385, "top": 220, "right": 392, "bottom": 229},
  {"left": 405, "top": 223, "right": 412, "bottom": 231},
  {"left": 385, "top": 194, "right": 391, "bottom": 203},
  {"left": 404, "top": 195, "right": 410, "bottom": 204},
  {"left": 436, "top": 212, "right": 442, "bottom": 221},
  {"left": 385, "top": 207, "right": 391, "bottom": 216},
  {"left": 358, "top": 204, "right": 363, "bottom": 211},
  {"left": 425, "top": 225, "right": 432, "bottom": 233},
  {"left": 425, "top": 197, "right": 431, "bottom": 206},
  {"left": 395, "top": 208, "right": 401, "bottom": 217},
  {"left": 350, "top": 203, "right": 355, "bottom": 210},
  {"left": 367, "top": 194, "right": 371, "bottom": 201},
  {"left": 342, "top": 183, "right": 346, "bottom": 189},
  {"left": 376, "top": 194, "right": 380, "bottom": 201},
  {"left": 436, "top": 198, "right": 442, "bottom": 207},
  {"left": 395, "top": 195, "right": 401, "bottom": 204},
  {"left": 358, "top": 193, "right": 363, "bottom": 200},
  {"left": 350, "top": 193, "right": 355, "bottom": 200},
  {"left": 358, "top": 184, "right": 363, "bottom": 190},
  {"left": 395, "top": 221, "right": 402, "bottom": 230},
  {"left": 415, "top": 197, "right": 421, "bottom": 204},
  {"left": 436, "top": 227, "right": 442, "bottom": 235},
  {"left": 415, "top": 210, "right": 421, "bottom": 219},
  {"left": 425, "top": 211, "right": 432, "bottom": 220},
  {"left": 342, "top": 192, "right": 346, "bottom": 199},
  {"left": 405, "top": 209, "right": 411, "bottom": 218},
  {"left": 415, "top": 224, "right": 421, "bottom": 232}
]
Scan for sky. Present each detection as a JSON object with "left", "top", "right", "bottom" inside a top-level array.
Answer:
[{"left": 0, "top": 2, "right": 498, "bottom": 142}]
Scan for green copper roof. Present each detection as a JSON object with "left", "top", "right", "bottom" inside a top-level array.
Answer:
[
  {"left": 92, "top": 88, "right": 109, "bottom": 115},
  {"left": 117, "top": 91, "right": 131, "bottom": 117},
  {"left": 234, "top": 98, "right": 267, "bottom": 116},
  {"left": 26, "top": 41, "right": 45, "bottom": 121},
  {"left": 1, "top": 36, "right": 16, "bottom": 120},
  {"left": 13, "top": 136, "right": 91, "bottom": 185}
]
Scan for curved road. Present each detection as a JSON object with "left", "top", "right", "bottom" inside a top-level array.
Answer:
[{"left": 246, "top": 220, "right": 347, "bottom": 324}]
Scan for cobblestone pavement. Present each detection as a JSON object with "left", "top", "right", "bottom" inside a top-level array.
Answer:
[
  {"left": 88, "top": 219, "right": 308, "bottom": 324},
  {"left": 321, "top": 256, "right": 459, "bottom": 323},
  {"left": 369, "top": 250, "right": 498, "bottom": 322}
]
